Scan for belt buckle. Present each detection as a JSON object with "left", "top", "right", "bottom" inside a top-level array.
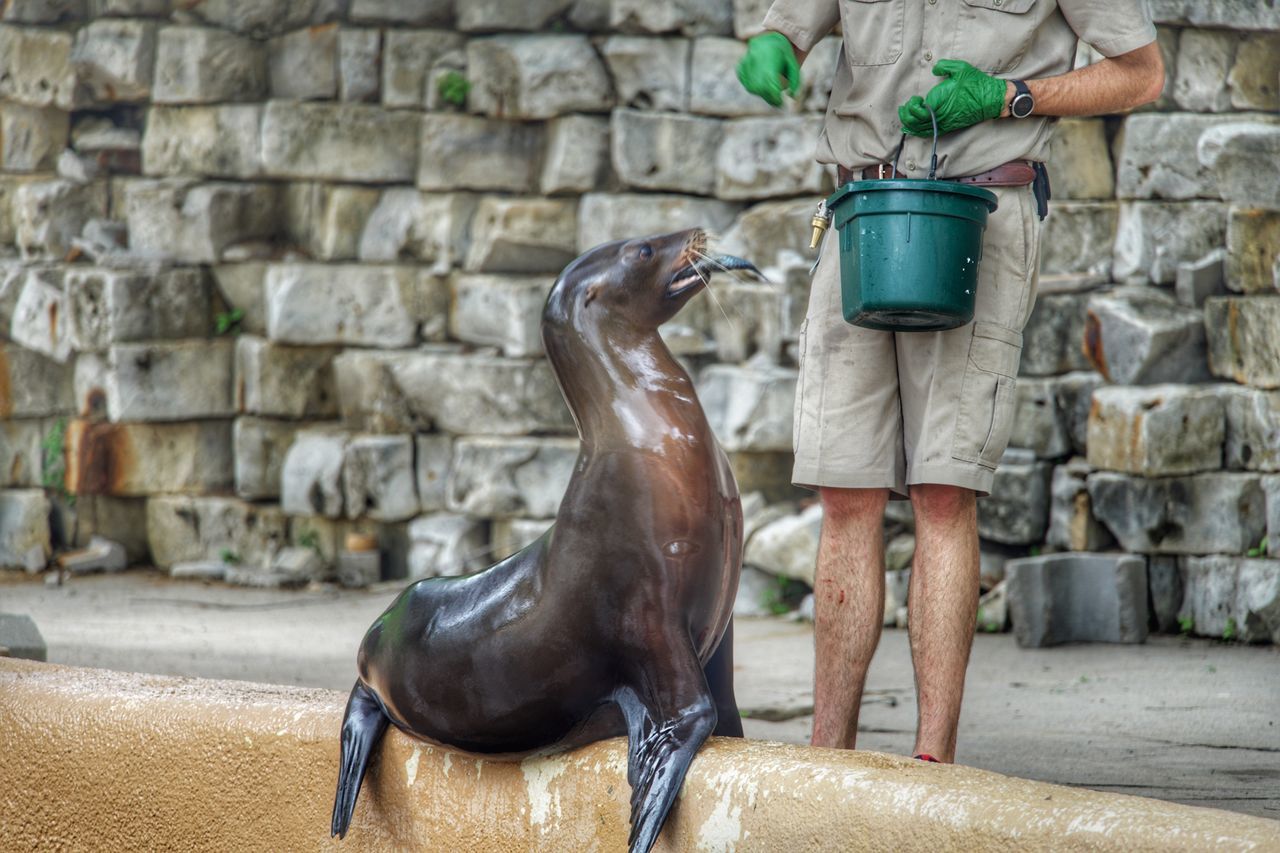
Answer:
[{"left": 876, "top": 163, "right": 892, "bottom": 180}]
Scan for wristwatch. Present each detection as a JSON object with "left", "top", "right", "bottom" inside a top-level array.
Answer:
[{"left": 1009, "top": 79, "right": 1034, "bottom": 118}]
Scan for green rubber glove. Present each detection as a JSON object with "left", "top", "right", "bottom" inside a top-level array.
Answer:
[
  {"left": 736, "top": 32, "right": 801, "bottom": 108},
  {"left": 898, "top": 59, "right": 1007, "bottom": 137}
]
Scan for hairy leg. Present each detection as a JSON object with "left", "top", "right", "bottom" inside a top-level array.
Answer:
[
  {"left": 810, "top": 487, "right": 888, "bottom": 749},
  {"left": 907, "top": 483, "right": 980, "bottom": 763}
]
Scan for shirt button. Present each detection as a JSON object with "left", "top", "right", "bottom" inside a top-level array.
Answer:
[
  {"left": 906, "top": 159, "right": 917, "bottom": 171},
  {"left": 994, "top": 0, "right": 1003, "bottom": 5},
  {"left": 928, "top": 0, "right": 936, "bottom": 4},
  {"left": 924, "top": 50, "right": 933, "bottom": 61}
]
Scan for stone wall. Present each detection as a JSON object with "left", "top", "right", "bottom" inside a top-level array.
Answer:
[{"left": 0, "top": 1, "right": 1277, "bottom": 643}]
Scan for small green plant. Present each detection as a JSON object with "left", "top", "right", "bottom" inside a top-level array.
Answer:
[
  {"left": 1178, "top": 614, "right": 1194, "bottom": 635},
  {"left": 1028, "top": 545, "right": 1041, "bottom": 557},
  {"left": 1245, "top": 535, "right": 1268, "bottom": 558},
  {"left": 437, "top": 71, "right": 470, "bottom": 107},
  {"left": 1079, "top": 675, "right": 1090, "bottom": 684},
  {"left": 40, "top": 418, "right": 74, "bottom": 504},
  {"left": 1222, "top": 617, "right": 1237, "bottom": 642},
  {"left": 214, "top": 308, "right": 244, "bottom": 336},
  {"left": 1206, "top": 664, "right": 1217, "bottom": 674},
  {"left": 762, "top": 575, "right": 808, "bottom": 615},
  {"left": 297, "top": 529, "right": 321, "bottom": 554},
  {"left": 219, "top": 548, "right": 242, "bottom": 565}
]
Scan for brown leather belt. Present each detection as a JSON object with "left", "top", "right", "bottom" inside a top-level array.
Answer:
[{"left": 837, "top": 160, "right": 1038, "bottom": 187}]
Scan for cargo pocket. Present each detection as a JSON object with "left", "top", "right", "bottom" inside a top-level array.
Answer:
[
  {"left": 951, "top": 322, "right": 1022, "bottom": 468},
  {"left": 957, "top": 0, "right": 1040, "bottom": 73},
  {"left": 840, "top": 0, "right": 904, "bottom": 67}
]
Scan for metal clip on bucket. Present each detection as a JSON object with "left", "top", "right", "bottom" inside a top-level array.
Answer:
[{"left": 827, "top": 104, "right": 999, "bottom": 332}]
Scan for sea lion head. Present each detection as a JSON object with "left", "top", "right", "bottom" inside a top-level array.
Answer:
[{"left": 544, "top": 229, "right": 760, "bottom": 333}]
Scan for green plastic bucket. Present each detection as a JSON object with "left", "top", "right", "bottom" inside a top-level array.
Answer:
[{"left": 829, "top": 178, "right": 998, "bottom": 331}]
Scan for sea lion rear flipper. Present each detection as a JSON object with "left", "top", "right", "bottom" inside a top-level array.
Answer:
[
  {"left": 703, "top": 619, "right": 744, "bottom": 738},
  {"left": 617, "top": 656, "right": 717, "bottom": 853},
  {"left": 331, "top": 682, "right": 390, "bottom": 840}
]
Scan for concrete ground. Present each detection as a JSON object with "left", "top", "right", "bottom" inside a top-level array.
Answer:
[{"left": 3, "top": 570, "right": 1278, "bottom": 820}]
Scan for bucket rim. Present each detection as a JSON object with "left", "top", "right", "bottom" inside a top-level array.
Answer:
[{"left": 829, "top": 178, "right": 998, "bottom": 212}]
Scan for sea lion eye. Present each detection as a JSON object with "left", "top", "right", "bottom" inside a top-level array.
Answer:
[{"left": 637, "top": 243, "right": 653, "bottom": 260}]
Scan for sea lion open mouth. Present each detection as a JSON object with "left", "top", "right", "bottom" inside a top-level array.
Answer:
[{"left": 665, "top": 253, "right": 764, "bottom": 299}]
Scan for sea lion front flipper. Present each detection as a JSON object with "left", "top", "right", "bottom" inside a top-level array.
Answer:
[
  {"left": 331, "top": 682, "right": 390, "bottom": 840},
  {"left": 703, "top": 619, "right": 744, "bottom": 738},
  {"left": 616, "top": 652, "right": 717, "bottom": 853}
]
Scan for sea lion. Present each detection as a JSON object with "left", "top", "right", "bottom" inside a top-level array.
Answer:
[{"left": 330, "top": 229, "right": 761, "bottom": 853}]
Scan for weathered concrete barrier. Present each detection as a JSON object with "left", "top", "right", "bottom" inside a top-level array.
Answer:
[{"left": 2, "top": 659, "right": 1276, "bottom": 851}]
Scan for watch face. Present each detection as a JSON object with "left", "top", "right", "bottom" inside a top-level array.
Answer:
[{"left": 1012, "top": 93, "right": 1034, "bottom": 118}]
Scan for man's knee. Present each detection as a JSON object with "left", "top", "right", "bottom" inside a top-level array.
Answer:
[
  {"left": 819, "top": 487, "right": 889, "bottom": 525},
  {"left": 909, "top": 483, "right": 975, "bottom": 524}
]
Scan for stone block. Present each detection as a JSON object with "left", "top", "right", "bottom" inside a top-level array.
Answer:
[
  {"left": 1147, "top": 555, "right": 1183, "bottom": 634},
  {"left": 1087, "top": 384, "right": 1226, "bottom": 476},
  {"left": 1113, "top": 201, "right": 1227, "bottom": 284},
  {"left": 1088, "top": 471, "right": 1266, "bottom": 555},
  {"left": 0, "top": 419, "right": 47, "bottom": 488},
  {"left": 0, "top": 489, "right": 51, "bottom": 571},
  {"left": 541, "top": 115, "right": 610, "bottom": 195},
  {"left": 1040, "top": 202, "right": 1117, "bottom": 278},
  {"left": 14, "top": 179, "right": 109, "bottom": 260},
  {"left": 446, "top": 436, "right": 578, "bottom": 519},
  {"left": 1, "top": 0, "right": 84, "bottom": 23},
  {"left": 65, "top": 266, "right": 210, "bottom": 349},
  {"left": 1145, "top": 1, "right": 1280, "bottom": 30},
  {"left": 416, "top": 433, "right": 451, "bottom": 512},
  {"left": 450, "top": 274, "right": 550, "bottom": 358},
  {"left": 732, "top": 0, "right": 769, "bottom": 38},
  {"left": 1175, "top": 248, "right": 1227, "bottom": 307},
  {"left": 8, "top": 267, "right": 71, "bottom": 362},
  {"left": 1116, "top": 112, "right": 1278, "bottom": 201},
  {"left": 716, "top": 117, "right": 827, "bottom": 200},
  {"left": 90, "top": 0, "right": 171, "bottom": 16},
  {"left": 343, "top": 434, "right": 418, "bottom": 522},
  {"left": 105, "top": 341, "right": 235, "bottom": 421},
  {"left": 577, "top": 192, "right": 742, "bottom": 252},
  {"left": 336, "top": 549, "right": 380, "bottom": 588},
  {"left": 1045, "top": 458, "right": 1114, "bottom": 553},
  {"left": 612, "top": 109, "right": 721, "bottom": 195},
  {"left": 70, "top": 18, "right": 156, "bottom": 102},
  {"left": 280, "top": 183, "right": 380, "bottom": 262},
  {"left": 455, "top": 0, "right": 574, "bottom": 30},
  {"left": 1265, "top": 475, "right": 1280, "bottom": 558},
  {"left": 268, "top": 23, "right": 337, "bottom": 100},
  {"left": 418, "top": 114, "right": 543, "bottom": 192},
  {"left": 601, "top": 36, "right": 690, "bottom": 111},
  {"left": 233, "top": 416, "right": 296, "bottom": 500},
  {"left": 1198, "top": 121, "right": 1280, "bottom": 210},
  {"left": 57, "top": 534, "right": 127, "bottom": 574},
  {"left": 381, "top": 29, "right": 464, "bottom": 108},
  {"left": 1226, "top": 208, "right": 1280, "bottom": 294},
  {"left": 234, "top": 336, "right": 339, "bottom": 419},
  {"left": 1082, "top": 287, "right": 1211, "bottom": 384},
  {"left": 263, "top": 263, "right": 422, "bottom": 348},
  {"left": 0, "top": 344, "right": 73, "bottom": 418},
  {"left": 1009, "top": 378, "right": 1071, "bottom": 460},
  {"left": 65, "top": 419, "right": 233, "bottom": 495},
  {"left": 334, "top": 348, "right": 573, "bottom": 436},
  {"left": 338, "top": 28, "right": 380, "bottom": 102},
  {"left": 180, "top": 0, "right": 327, "bottom": 38},
  {"left": 1229, "top": 33, "right": 1280, "bottom": 112},
  {"left": 0, "top": 24, "right": 75, "bottom": 108},
  {"left": 406, "top": 512, "right": 488, "bottom": 579},
  {"left": 743, "top": 503, "right": 821, "bottom": 585},
  {"left": 210, "top": 263, "right": 266, "bottom": 334},
  {"left": 152, "top": 25, "right": 265, "bottom": 103},
  {"left": 70, "top": 119, "right": 140, "bottom": 174},
  {"left": 261, "top": 101, "right": 417, "bottom": 183},
  {"left": 611, "top": 0, "right": 732, "bottom": 36},
  {"left": 280, "top": 430, "right": 348, "bottom": 518},
  {"left": 978, "top": 450, "right": 1051, "bottom": 546},
  {"left": 1223, "top": 386, "right": 1280, "bottom": 472},
  {"left": 350, "top": 0, "right": 450, "bottom": 25},
  {"left": 467, "top": 35, "right": 611, "bottom": 119},
  {"left": 490, "top": 517, "right": 554, "bottom": 561},
  {"left": 1018, "top": 292, "right": 1091, "bottom": 377},
  {"left": 698, "top": 358, "right": 797, "bottom": 452},
  {"left": 706, "top": 280, "right": 783, "bottom": 364},
  {"left": 464, "top": 196, "right": 577, "bottom": 274},
  {"left": 1045, "top": 119, "right": 1114, "bottom": 200},
  {"left": 690, "top": 36, "right": 773, "bottom": 117},
  {"left": 718, "top": 198, "right": 818, "bottom": 278},
  {"left": 0, "top": 612, "right": 47, "bottom": 660},
  {"left": 1006, "top": 553, "right": 1148, "bottom": 648},
  {"left": 123, "top": 179, "right": 279, "bottom": 263},
  {"left": 142, "top": 104, "right": 261, "bottom": 179},
  {"left": 355, "top": 189, "right": 471, "bottom": 267},
  {"left": 1172, "top": 29, "right": 1240, "bottom": 113},
  {"left": 1180, "top": 556, "right": 1280, "bottom": 644},
  {"left": 0, "top": 103, "right": 69, "bottom": 172},
  {"left": 146, "top": 495, "right": 286, "bottom": 569},
  {"left": 1205, "top": 296, "right": 1280, "bottom": 390}
]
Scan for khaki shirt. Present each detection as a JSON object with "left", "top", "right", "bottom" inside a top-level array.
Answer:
[{"left": 762, "top": 0, "right": 1156, "bottom": 177}]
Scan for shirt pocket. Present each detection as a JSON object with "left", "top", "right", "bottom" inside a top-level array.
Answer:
[
  {"left": 951, "top": 321, "right": 1023, "bottom": 469},
  {"left": 840, "top": 0, "right": 905, "bottom": 67},
  {"left": 957, "top": 0, "right": 1041, "bottom": 73}
]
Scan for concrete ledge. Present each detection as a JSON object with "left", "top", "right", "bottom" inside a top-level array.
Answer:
[{"left": 1, "top": 660, "right": 1276, "bottom": 851}]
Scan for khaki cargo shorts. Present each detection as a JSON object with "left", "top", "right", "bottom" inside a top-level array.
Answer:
[{"left": 792, "top": 184, "right": 1042, "bottom": 498}]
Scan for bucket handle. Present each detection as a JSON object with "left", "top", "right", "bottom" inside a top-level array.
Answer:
[{"left": 891, "top": 103, "right": 940, "bottom": 180}]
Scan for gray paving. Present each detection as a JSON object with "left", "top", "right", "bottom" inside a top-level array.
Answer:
[{"left": 2, "top": 570, "right": 1278, "bottom": 820}]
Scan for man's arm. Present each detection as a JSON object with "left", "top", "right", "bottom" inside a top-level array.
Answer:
[{"left": 999, "top": 41, "right": 1164, "bottom": 118}]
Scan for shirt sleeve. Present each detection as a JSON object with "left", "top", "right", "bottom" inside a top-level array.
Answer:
[
  {"left": 762, "top": 0, "right": 840, "bottom": 53},
  {"left": 1058, "top": 0, "right": 1157, "bottom": 57}
]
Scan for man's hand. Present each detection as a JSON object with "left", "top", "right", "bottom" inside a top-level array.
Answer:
[
  {"left": 736, "top": 32, "right": 801, "bottom": 107},
  {"left": 898, "top": 59, "right": 1007, "bottom": 137}
]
